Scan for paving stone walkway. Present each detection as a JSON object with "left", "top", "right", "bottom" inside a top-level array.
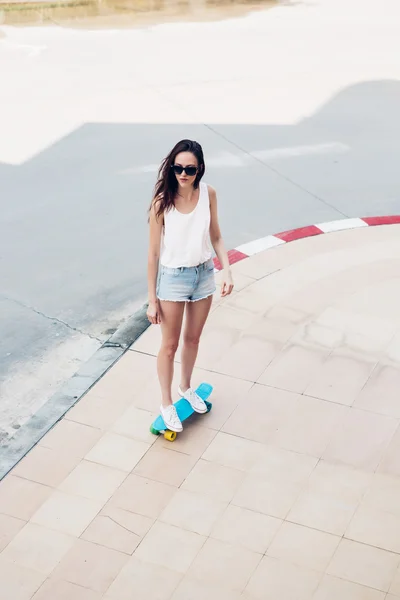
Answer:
[{"left": 2, "top": 224, "right": 400, "bottom": 599}]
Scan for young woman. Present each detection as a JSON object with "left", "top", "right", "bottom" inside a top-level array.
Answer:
[{"left": 147, "top": 139, "right": 234, "bottom": 432}]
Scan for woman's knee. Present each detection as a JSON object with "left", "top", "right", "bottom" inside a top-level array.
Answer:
[
  {"left": 161, "top": 339, "right": 179, "bottom": 359},
  {"left": 183, "top": 333, "right": 201, "bottom": 348}
]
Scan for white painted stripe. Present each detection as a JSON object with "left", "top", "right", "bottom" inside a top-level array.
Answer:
[
  {"left": 317, "top": 218, "right": 369, "bottom": 233},
  {"left": 236, "top": 235, "right": 286, "bottom": 256},
  {"left": 207, "top": 151, "right": 246, "bottom": 167},
  {"left": 252, "top": 142, "right": 349, "bottom": 161},
  {"left": 120, "top": 164, "right": 159, "bottom": 175},
  {"left": 121, "top": 143, "right": 349, "bottom": 175}
]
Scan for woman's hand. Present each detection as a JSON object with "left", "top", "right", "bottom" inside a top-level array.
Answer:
[
  {"left": 221, "top": 270, "right": 234, "bottom": 297},
  {"left": 147, "top": 300, "right": 161, "bottom": 325}
]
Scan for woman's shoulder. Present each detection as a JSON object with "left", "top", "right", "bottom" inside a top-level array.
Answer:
[
  {"left": 152, "top": 191, "right": 164, "bottom": 202},
  {"left": 149, "top": 194, "right": 165, "bottom": 223},
  {"left": 151, "top": 192, "right": 165, "bottom": 210},
  {"left": 205, "top": 183, "right": 216, "bottom": 197},
  {"left": 205, "top": 183, "right": 217, "bottom": 203}
]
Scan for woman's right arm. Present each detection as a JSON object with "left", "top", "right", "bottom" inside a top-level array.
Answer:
[{"left": 147, "top": 201, "right": 163, "bottom": 325}]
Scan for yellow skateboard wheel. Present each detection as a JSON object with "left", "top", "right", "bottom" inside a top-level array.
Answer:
[{"left": 164, "top": 430, "right": 177, "bottom": 442}]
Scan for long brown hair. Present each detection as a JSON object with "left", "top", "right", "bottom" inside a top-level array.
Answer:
[{"left": 150, "top": 139, "right": 205, "bottom": 220}]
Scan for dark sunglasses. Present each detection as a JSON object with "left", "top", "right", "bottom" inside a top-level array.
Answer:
[{"left": 171, "top": 164, "right": 198, "bottom": 177}]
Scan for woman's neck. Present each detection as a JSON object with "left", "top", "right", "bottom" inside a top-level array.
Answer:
[{"left": 177, "top": 185, "right": 196, "bottom": 202}]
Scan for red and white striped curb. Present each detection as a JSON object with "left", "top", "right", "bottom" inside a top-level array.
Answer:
[{"left": 213, "top": 215, "right": 400, "bottom": 271}]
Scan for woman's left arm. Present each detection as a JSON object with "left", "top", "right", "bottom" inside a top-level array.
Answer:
[{"left": 209, "top": 185, "right": 234, "bottom": 297}]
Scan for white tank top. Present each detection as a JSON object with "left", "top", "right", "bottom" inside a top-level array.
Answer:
[{"left": 160, "top": 182, "right": 213, "bottom": 268}]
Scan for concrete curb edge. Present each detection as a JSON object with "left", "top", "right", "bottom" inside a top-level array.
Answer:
[
  {"left": 213, "top": 215, "right": 400, "bottom": 271},
  {"left": 0, "top": 304, "right": 150, "bottom": 480}
]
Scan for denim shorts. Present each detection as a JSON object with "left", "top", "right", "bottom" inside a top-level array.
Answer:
[{"left": 157, "top": 259, "right": 216, "bottom": 302}]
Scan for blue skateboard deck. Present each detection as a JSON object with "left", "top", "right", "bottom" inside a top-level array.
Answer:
[{"left": 150, "top": 383, "right": 213, "bottom": 441}]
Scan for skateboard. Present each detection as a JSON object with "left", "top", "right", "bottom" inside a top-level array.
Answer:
[{"left": 150, "top": 383, "right": 213, "bottom": 442}]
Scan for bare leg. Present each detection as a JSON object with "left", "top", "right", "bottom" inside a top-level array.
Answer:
[
  {"left": 180, "top": 296, "right": 213, "bottom": 392},
  {"left": 158, "top": 301, "right": 185, "bottom": 407}
]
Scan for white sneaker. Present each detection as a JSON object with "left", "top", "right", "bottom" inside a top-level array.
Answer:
[
  {"left": 160, "top": 404, "right": 183, "bottom": 432},
  {"left": 178, "top": 386, "right": 207, "bottom": 414}
]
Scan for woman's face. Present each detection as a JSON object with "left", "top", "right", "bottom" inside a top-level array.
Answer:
[{"left": 173, "top": 151, "right": 199, "bottom": 189}]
